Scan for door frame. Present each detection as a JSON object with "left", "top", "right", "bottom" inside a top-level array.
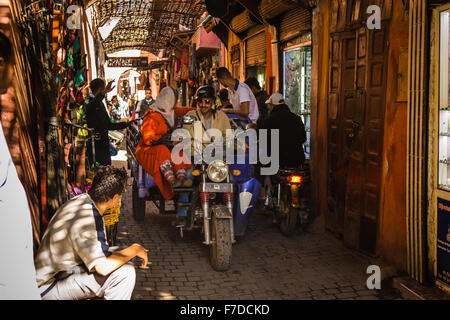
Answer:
[{"left": 427, "top": 2, "right": 450, "bottom": 295}]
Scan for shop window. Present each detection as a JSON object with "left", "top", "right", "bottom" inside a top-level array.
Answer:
[
  {"left": 245, "top": 65, "right": 266, "bottom": 90},
  {"left": 283, "top": 46, "right": 311, "bottom": 159},
  {"left": 439, "top": 10, "right": 450, "bottom": 191}
]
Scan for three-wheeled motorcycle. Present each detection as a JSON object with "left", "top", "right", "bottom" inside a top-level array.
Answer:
[{"left": 126, "top": 111, "right": 261, "bottom": 271}]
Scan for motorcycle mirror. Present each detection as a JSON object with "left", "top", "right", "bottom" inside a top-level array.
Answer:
[{"left": 183, "top": 115, "right": 194, "bottom": 125}]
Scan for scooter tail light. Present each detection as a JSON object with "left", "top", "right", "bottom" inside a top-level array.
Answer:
[{"left": 289, "top": 175, "right": 303, "bottom": 184}]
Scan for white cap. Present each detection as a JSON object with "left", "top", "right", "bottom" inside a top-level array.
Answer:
[{"left": 265, "top": 93, "right": 285, "bottom": 105}]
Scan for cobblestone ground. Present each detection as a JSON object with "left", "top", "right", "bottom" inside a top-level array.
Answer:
[{"left": 113, "top": 175, "right": 401, "bottom": 301}]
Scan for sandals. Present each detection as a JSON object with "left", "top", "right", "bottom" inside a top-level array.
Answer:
[
  {"left": 171, "top": 178, "right": 183, "bottom": 188},
  {"left": 182, "top": 178, "right": 193, "bottom": 187}
]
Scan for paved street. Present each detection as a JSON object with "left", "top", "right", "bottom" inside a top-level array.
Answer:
[{"left": 114, "top": 165, "right": 402, "bottom": 300}]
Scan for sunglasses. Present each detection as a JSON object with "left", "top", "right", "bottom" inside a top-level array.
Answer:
[{"left": 198, "top": 98, "right": 213, "bottom": 105}]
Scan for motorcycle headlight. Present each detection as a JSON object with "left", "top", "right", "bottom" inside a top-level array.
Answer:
[{"left": 207, "top": 160, "right": 229, "bottom": 183}]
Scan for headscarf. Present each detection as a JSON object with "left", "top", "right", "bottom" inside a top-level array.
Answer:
[{"left": 150, "top": 86, "right": 177, "bottom": 129}]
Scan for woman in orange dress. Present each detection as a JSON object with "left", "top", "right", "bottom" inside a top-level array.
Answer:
[{"left": 135, "top": 87, "right": 191, "bottom": 200}]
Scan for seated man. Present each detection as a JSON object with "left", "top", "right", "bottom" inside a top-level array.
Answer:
[
  {"left": 261, "top": 93, "right": 307, "bottom": 169},
  {"left": 183, "top": 85, "right": 231, "bottom": 147},
  {"left": 34, "top": 167, "right": 148, "bottom": 300},
  {"left": 175, "top": 86, "right": 232, "bottom": 225}
]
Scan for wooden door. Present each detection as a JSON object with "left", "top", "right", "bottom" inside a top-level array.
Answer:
[{"left": 327, "top": 24, "right": 388, "bottom": 255}]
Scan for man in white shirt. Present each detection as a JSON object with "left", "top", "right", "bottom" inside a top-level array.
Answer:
[
  {"left": 35, "top": 167, "right": 148, "bottom": 300},
  {"left": 0, "top": 31, "right": 41, "bottom": 300},
  {"left": 216, "top": 67, "right": 259, "bottom": 124}
]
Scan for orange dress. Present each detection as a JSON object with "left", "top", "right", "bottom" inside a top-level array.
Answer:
[{"left": 135, "top": 110, "right": 191, "bottom": 200}]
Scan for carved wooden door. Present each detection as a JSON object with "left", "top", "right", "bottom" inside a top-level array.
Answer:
[{"left": 327, "top": 23, "right": 388, "bottom": 255}]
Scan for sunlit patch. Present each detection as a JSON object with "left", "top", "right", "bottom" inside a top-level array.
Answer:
[
  {"left": 53, "top": 230, "right": 67, "bottom": 242},
  {"left": 159, "top": 292, "right": 176, "bottom": 300}
]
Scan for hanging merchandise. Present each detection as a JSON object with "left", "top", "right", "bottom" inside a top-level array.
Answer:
[
  {"left": 189, "top": 44, "right": 198, "bottom": 84},
  {"left": 181, "top": 47, "right": 189, "bottom": 81},
  {"left": 175, "top": 58, "right": 182, "bottom": 82},
  {"left": 18, "top": 0, "right": 90, "bottom": 221},
  {"left": 145, "top": 71, "right": 151, "bottom": 90},
  {"left": 20, "top": 1, "right": 65, "bottom": 220},
  {"left": 139, "top": 71, "right": 147, "bottom": 89}
]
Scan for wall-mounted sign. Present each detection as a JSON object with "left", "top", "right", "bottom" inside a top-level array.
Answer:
[
  {"left": 107, "top": 57, "right": 148, "bottom": 68},
  {"left": 437, "top": 197, "right": 450, "bottom": 287}
]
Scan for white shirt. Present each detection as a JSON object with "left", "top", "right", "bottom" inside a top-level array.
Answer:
[
  {"left": 34, "top": 193, "right": 112, "bottom": 290},
  {"left": 0, "top": 123, "right": 41, "bottom": 300},
  {"left": 228, "top": 80, "right": 259, "bottom": 124}
]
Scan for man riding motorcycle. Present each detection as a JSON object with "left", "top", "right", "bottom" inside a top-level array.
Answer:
[
  {"left": 172, "top": 85, "right": 231, "bottom": 227},
  {"left": 260, "top": 93, "right": 309, "bottom": 234},
  {"left": 261, "top": 93, "right": 306, "bottom": 168},
  {"left": 183, "top": 85, "right": 231, "bottom": 141}
]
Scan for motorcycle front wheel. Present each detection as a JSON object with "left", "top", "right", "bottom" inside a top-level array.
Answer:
[{"left": 209, "top": 215, "right": 232, "bottom": 272}]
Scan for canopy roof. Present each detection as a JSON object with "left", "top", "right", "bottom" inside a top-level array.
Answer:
[{"left": 90, "top": 0, "right": 205, "bottom": 54}]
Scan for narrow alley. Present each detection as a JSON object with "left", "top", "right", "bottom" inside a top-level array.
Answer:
[{"left": 115, "top": 160, "right": 401, "bottom": 300}]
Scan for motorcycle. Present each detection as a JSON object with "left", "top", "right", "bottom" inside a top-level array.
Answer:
[
  {"left": 126, "top": 111, "right": 261, "bottom": 271},
  {"left": 263, "top": 162, "right": 311, "bottom": 236}
]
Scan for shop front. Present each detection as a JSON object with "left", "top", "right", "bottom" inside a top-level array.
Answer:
[
  {"left": 428, "top": 2, "right": 450, "bottom": 295},
  {"left": 191, "top": 25, "right": 223, "bottom": 89},
  {"left": 245, "top": 26, "right": 267, "bottom": 90},
  {"left": 278, "top": 6, "right": 312, "bottom": 159}
]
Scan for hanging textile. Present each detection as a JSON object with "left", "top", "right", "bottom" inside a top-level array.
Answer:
[
  {"left": 180, "top": 47, "right": 189, "bottom": 81},
  {"left": 189, "top": 43, "right": 198, "bottom": 84},
  {"left": 18, "top": 0, "right": 89, "bottom": 224}
]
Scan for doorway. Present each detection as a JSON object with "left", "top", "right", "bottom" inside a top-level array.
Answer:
[{"left": 327, "top": 24, "right": 389, "bottom": 255}]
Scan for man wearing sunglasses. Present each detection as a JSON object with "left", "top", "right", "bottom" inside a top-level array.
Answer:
[{"left": 183, "top": 85, "right": 231, "bottom": 143}]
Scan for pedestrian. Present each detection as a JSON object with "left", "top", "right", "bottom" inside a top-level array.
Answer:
[
  {"left": 216, "top": 67, "right": 259, "bottom": 124},
  {"left": 34, "top": 167, "right": 148, "bottom": 300},
  {"left": 85, "top": 78, "right": 133, "bottom": 166},
  {"left": 109, "top": 95, "right": 121, "bottom": 123},
  {"left": 244, "top": 77, "right": 269, "bottom": 128},
  {"left": 128, "top": 95, "right": 136, "bottom": 118},
  {"left": 0, "top": 31, "right": 41, "bottom": 300},
  {"left": 261, "top": 93, "right": 307, "bottom": 168},
  {"left": 136, "top": 89, "right": 155, "bottom": 118}
]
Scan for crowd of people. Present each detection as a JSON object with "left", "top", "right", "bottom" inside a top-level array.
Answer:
[{"left": 1, "top": 30, "right": 307, "bottom": 301}]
